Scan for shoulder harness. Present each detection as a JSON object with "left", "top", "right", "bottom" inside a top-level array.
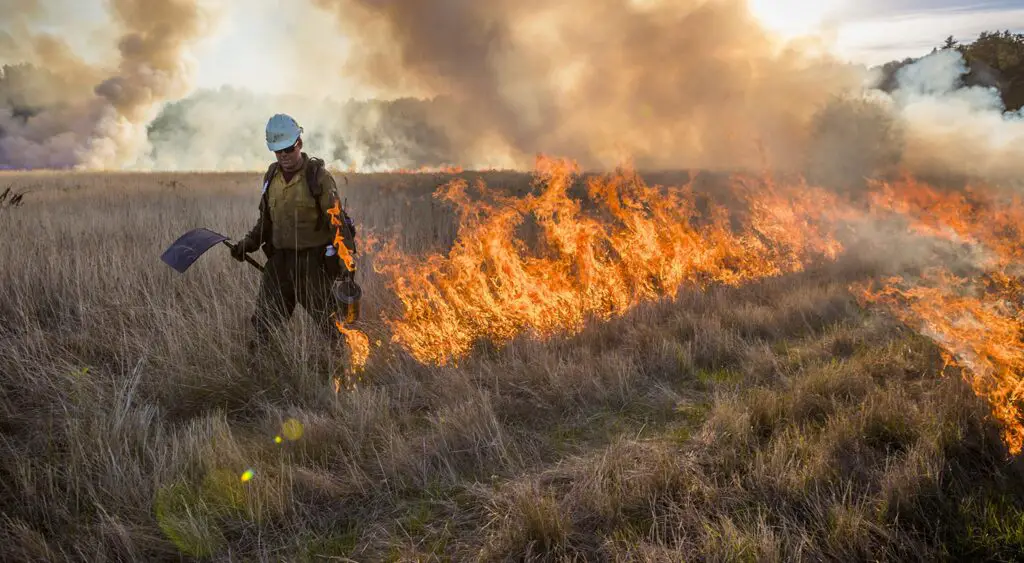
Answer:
[{"left": 262, "top": 156, "right": 329, "bottom": 231}]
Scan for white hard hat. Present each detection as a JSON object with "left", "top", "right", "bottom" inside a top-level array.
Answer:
[{"left": 265, "top": 113, "right": 303, "bottom": 152}]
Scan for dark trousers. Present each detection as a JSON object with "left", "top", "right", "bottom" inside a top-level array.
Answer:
[{"left": 250, "top": 248, "right": 340, "bottom": 347}]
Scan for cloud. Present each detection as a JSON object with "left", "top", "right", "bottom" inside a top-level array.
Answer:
[{"left": 834, "top": 2, "right": 1024, "bottom": 65}]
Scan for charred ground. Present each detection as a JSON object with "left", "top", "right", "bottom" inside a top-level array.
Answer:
[{"left": 0, "top": 169, "right": 1022, "bottom": 562}]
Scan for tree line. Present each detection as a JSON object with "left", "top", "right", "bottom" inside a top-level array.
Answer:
[{"left": 874, "top": 30, "right": 1024, "bottom": 111}]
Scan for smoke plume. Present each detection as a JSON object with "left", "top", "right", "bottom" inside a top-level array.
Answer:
[
  {"left": 302, "top": 0, "right": 1024, "bottom": 184},
  {"left": 311, "top": 0, "right": 865, "bottom": 174},
  {"left": 141, "top": 88, "right": 462, "bottom": 171},
  {"left": 0, "top": 0, "right": 214, "bottom": 169},
  {"left": 882, "top": 48, "right": 1024, "bottom": 184},
  {"left": 4, "top": 0, "right": 1024, "bottom": 184}
]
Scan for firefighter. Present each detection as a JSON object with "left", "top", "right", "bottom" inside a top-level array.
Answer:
[{"left": 231, "top": 113, "right": 357, "bottom": 351}]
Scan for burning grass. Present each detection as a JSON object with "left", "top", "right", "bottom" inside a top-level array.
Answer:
[
  {"left": 1, "top": 162, "right": 1023, "bottom": 561},
  {"left": 372, "top": 157, "right": 844, "bottom": 366},
  {"left": 853, "top": 178, "right": 1024, "bottom": 454}
]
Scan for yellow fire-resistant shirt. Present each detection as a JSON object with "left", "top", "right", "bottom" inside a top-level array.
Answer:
[{"left": 265, "top": 157, "right": 338, "bottom": 250}]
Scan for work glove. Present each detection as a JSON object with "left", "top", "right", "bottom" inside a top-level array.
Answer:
[
  {"left": 230, "top": 238, "right": 256, "bottom": 262},
  {"left": 324, "top": 245, "right": 343, "bottom": 278}
]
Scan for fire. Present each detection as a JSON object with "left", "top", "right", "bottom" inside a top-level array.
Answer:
[
  {"left": 855, "top": 270, "right": 1024, "bottom": 454},
  {"left": 327, "top": 198, "right": 368, "bottom": 387},
  {"left": 864, "top": 176, "right": 1024, "bottom": 270},
  {"left": 373, "top": 155, "right": 844, "bottom": 366},
  {"left": 346, "top": 156, "right": 1024, "bottom": 455},
  {"left": 334, "top": 320, "right": 370, "bottom": 392},
  {"left": 326, "top": 201, "right": 356, "bottom": 272},
  {"left": 854, "top": 176, "right": 1024, "bottom": 454}
]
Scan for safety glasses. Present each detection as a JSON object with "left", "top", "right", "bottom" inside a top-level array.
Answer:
[{"left": 275, "top": 143, "right": 298, "bottom": 155}]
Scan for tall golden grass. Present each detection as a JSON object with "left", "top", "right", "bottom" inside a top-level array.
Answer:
[{"left": 0, "top": 168, "right": 1022, "bottom": 561}]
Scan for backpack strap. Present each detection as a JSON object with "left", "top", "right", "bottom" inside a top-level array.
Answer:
[
  {"left": 305, "top": 156, "right": 328, "bottom": 231},
  {"left": 261, "top": 162, "right": 278, "bottom": 204},
  {"left": 263, "top": 157, "right": 331, "bottom": 232}
]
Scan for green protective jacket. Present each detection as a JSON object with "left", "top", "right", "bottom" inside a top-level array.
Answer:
[{"left": 240, "top": 153, "right": 357, "bottom": 258}]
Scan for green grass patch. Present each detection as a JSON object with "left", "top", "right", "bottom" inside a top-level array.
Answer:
[
  {"left": 153, "top": 479, "right": 227, "bottom": 559},
  {"left": 955, "top": 493, "right": 1024, "bottom": 559},
  {"left": 667, "top": 402, "right": 711, "bottom": 444},
  {"left": 298, "top": 523, "right": 362, "bottom": 561},
  {"left": 697, "top": 367, "right": 744, "bottom": 386}
]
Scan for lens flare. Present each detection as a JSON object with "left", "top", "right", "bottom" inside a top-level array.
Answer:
[{"left": 281, "top": 418, "right": 304, "bottom": 441}]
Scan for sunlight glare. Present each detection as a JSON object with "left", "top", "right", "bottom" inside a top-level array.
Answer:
[{"left": 747, "top": 0, "right": 847, "bottom": 39}]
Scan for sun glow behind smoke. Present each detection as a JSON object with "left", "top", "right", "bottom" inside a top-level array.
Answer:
[{"left": 746, "top": 0, "right": 848, "bottom": 39}]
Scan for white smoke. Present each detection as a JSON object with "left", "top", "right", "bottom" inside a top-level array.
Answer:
[
  {"left": 3, "top": 0, "right": 1024, "bottom": 184},
  {"left": 140, "top": 88, "right": 463, "bottom": 171},
  {"left": 880, "top": 48, "right": 1024, "bottom": 183}
]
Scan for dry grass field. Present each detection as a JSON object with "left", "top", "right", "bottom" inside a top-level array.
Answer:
[{"left": 1, "top": 162, "right": 1024, "bottom": 562}]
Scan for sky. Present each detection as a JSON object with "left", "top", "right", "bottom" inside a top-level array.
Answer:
[
  {"left": 190, "top": 0, "right": 358, "bottom": 97},
  {"left": 828, "top": 0, "right": 1024, "bottom": 65},
  {"left": 718, "top": 0, "right": 1024, "bottom": 66}
]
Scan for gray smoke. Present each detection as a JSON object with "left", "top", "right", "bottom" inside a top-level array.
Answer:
[
  {"left": 4, "top": 0, "right": 1024, "bottom": 185},
  {"left": 142, "top": 88, "right": 460, "bottom": 171},
  {"left": 311, "top": 0, "right": 866, "bottom": 174},
  {"left": 0, "top": 0, "right": 213, "bottom": 169},
  {"left": 881, "top": 48, "right": 1024, "bottom": 184},
  {"left": 304, "top": 0, "right": 1024, "bottom": 184}
]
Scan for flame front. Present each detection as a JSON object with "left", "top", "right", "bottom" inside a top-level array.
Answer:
[
  {"left": 334, "top": 320, "right": 370, "bottom": 391},
  {"left": 374, "top": 156, "right": 843, "bottom": 366},
  {"left": 354, "top": 157, "right": 1024, "bottom": 455},
  {"left": 856, "top": 270, "right": 1024, "bottom": 453},
  {"left": 853, "top": 177, "right": 1024, "bottom": 454},
  {"left": 327, "top": 198, "right": 368, "bottom": 384}
]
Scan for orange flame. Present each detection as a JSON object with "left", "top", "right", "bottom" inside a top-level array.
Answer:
[
  {"left": 854, "top": 176, "right": 1024, "bottom": 454},
  {"left": 334, "top": 319, "right": 370, "bottom": 391},
  {"left": 327, "top": 198, "right": 369, "bottom": 387},
  {"left": 855, "top": 270, "right": 1024, "bottom": 454},
  {"left": 359, "top": 158, "right": 1024, "bottom": 455},
  {"left": 865, "top": 176, "right": 1024, "bottom": 269},
  {"left": 373, "top": 155, "right": 844, "bottom": 366},
  {"left": 326, "top": 201, "right": 356, "bottom": 273}
]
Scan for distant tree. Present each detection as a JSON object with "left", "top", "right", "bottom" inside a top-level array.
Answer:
[
  {"left": 871, "top": 58, "right": 918, "bottom": 93},
  {"left": 957, "top": 30, "right": 1024, "bottom": 110},
  {"left": 872, "top": 30, "right": 1024, "bottom": 111}
]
